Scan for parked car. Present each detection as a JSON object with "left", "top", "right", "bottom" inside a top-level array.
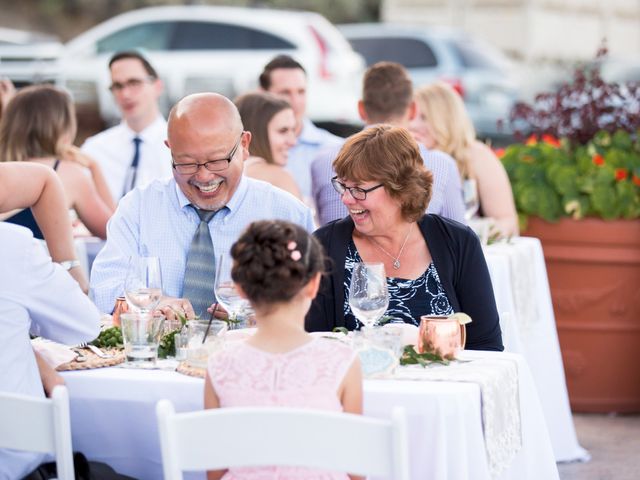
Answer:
[
  {"left": 339, "top": 23, "right": 521, "bottom": 140},
  {"left": 56, "top": 6, "right": 364, "bottom": 127},
  {"left": 0, "top": 27, "right": 61, "bottom": 87}
]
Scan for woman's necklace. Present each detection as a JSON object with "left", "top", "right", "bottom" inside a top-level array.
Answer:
[{"left": 366, "top": 223, "right": 413, "bottom": 270}]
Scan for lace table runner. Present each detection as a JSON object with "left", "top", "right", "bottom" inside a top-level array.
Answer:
[
  {"left": 485, "top": 240, "right": 540, "bottom": 337},
  {"left": 394, "top": 354, "right": 522, "bottom": 479}
]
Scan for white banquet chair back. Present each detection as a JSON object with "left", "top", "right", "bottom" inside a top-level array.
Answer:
[
  {"left": 156, "top": 401, "right": 410, "bottom": 480},
  {"left": 0, "top": 386, "right": 74, "bottom": 480}
]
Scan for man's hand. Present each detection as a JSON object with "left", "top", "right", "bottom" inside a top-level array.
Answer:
[{"left": 157, "top": 297, "right": 196, "bottom": 321}]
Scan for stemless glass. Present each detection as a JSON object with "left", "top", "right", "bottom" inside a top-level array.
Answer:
[
  {"left": 214, "top": 255, "right": 252, "bottom": 329},
  {"left": 463, "top": 178, "right": 480, "bottom": 221},
  {"left": 124, "top": 256, "right": 163, "bottom": 316},
  {"left": 349, "top": 262, "right": 389, "bottom": 330}
]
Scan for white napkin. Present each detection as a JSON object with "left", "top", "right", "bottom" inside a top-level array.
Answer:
[{"left": 31, "top": 338, "right": 77, "bottom": 368}]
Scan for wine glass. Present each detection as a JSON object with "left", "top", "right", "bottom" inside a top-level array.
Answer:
[
  {"left": 349, "top": 262, "right": 389, "bottom": 330},
  {"left": 463, "top": 178, "right": 480, "bottom": 221},
  {"left": 214, "top": 255, "right": 252, "bottom": 329},
  {"left": 124, "top": 256, "right": 163, "bottom": 316}
]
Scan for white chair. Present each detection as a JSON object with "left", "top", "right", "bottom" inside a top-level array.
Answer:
[
  {"left": 0, "top": 386, "right": 74, "bottom": 480},
  {"left": 156, "top": 401, "right": 411, "bottom": 480}
]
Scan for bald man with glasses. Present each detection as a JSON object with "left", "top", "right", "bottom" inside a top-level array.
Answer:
[
  {"left": 90, "top": 93, "right": 314, "bottom": 318},
  {"left": 81, "top": 50, "right": 173, "bottom": 203}
]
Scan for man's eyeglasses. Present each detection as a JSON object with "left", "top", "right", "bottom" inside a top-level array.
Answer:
[
  {"left": 108, "top": 76, "right": 156, "bottom": 93},
  {"left": 172, "top": 134, "right": 243, "bottom": 175},
  {"left": 331, "top": 176, "right": 384, "bottom": 201}
]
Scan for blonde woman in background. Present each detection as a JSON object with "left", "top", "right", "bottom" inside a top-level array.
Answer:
[
  {"left": 0, "top": 84, "right": 115, "bottom": 239},
  {"left": 235, "top": 91, "right": 302, "bottom": 200},
  {"left": 410, "top": 81, "right": 518, "bottom": 237}
]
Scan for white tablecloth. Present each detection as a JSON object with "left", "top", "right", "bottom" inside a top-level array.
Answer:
[
  {"left": 483, "top": 237, "right": 589, "bottom": 462},
  {"left": 61, "top": 351, "right": 558, "bottom": 480}
]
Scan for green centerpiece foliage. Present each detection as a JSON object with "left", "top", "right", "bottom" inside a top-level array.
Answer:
[{"left": 501, "top": 46, "right": 640, "bottom": 226}]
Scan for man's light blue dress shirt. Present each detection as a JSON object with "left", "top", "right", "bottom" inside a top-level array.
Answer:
[
  {"left": 90, "top": 175, "right": 315, "bottom": 313},
  {"left": 286, "top": 118, "right": 343, "bottom": 199}
]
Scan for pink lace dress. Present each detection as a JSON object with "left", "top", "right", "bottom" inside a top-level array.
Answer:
[{"left": 207, "top": 337, "right": 357, "bottom": 480}]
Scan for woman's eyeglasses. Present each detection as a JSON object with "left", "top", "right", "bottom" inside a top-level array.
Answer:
[{"left": 331, "top": 177, "right": 384, "bottom": 201}]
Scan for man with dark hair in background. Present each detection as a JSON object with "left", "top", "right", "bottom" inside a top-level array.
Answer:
[
  {"left": 260, "top": 55, "right": 342, "bottom": 204},
  {"left": 82, "top": 50, "right": 172, "bottom": 203}
]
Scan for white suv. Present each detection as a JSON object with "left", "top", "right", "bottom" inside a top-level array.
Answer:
[{"left": 57, "top": 6, "right": 364, "bottom": 126}]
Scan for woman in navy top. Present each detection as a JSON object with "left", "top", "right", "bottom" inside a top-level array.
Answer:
[{"left": 306, "top": 125, "right": 503, "bottom": 351}]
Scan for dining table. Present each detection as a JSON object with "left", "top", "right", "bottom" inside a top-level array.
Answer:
[
  {"left": 482, "top": 236, "right": 589, "bottom": 463},
  {"left": 74, "top": 233, "right": 588, "bottom": 465},
  {"left": 61, "top": 350, "right": 559, "bottom": 480}
]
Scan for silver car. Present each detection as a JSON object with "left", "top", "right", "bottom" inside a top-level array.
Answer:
[
  {"left": 339, "top": 23, "right": 521, "bottom": 140},
  {"left": 0, "top": 27, "right": 61, "bottom": 87},
  {"left": 57, "top": 6, "right": 364, "bottom": 126}
]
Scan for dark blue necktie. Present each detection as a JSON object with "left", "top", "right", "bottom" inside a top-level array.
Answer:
[
  {"left": 122, "top": 136, "right": 142, "bottom": 196},
  {"left": 182, "top": 207, "right": 217, "bottom": 317}
]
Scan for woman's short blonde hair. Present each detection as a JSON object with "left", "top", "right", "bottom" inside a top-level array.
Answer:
[
  {"left": 414, "top": 81, "right": 476, "bottom": 178},
  {"left": 0, "top": 84, "right": 76, "bottom": 163},
  {"left": 333, "top": 125, "right": 433, "bottom": 222}
]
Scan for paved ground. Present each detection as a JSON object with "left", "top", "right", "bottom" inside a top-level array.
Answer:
[{"left": 558, "top": 413, "right": 640, "bottom": 480}]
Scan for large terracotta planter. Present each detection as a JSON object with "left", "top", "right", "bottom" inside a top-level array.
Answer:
[{"left": 524, "top": 217, "right": 640, "bottom": 413}]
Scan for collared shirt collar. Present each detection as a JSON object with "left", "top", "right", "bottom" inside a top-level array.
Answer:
[
  {"left": 120, "top": 115, "right": 167, "bottom": 143},
  {"left": 297, "top": 118, "right": 326, "bottom": 145},
  {"left": 173, "top": 174, "right": 249, "bottom": 219}
]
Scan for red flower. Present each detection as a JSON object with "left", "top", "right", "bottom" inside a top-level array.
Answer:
[
  {"left": 494, "top": 148, "right": 505, "bottom": 158},
  {"left": 633, "top": 175, "right": 640, "bottom": 187},
  {"left": 615, "top": 168, "right": 628, "bottom": 181},
  {"left": 541, "top": 134, "right": 561, "bottom": 147},
  {"left": 525, "top": 134, "right": 537, "bottom": 146},
  {"left": 592, "top": 154, "right": 605, "bottom": 166}
]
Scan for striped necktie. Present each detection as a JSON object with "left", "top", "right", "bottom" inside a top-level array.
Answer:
[
  {"left": 122, "top": 136, "right": 142, "bottom": 197},
  {"left": 182, "top": 207, "right": 217, "bottom": 317}
]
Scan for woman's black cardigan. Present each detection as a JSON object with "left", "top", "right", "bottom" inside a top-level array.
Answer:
[{"left": 305, "top": 214, "right": 504, "bottom": 351}]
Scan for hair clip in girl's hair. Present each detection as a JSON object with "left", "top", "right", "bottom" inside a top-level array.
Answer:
[{"left": 287, "top": 241, "right": 301, "bottom": 261}]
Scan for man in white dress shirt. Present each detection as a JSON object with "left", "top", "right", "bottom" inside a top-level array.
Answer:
[
  {"left": 81, "top": 51, "right": 172, "bottom": 203},
  {"left": 311, "top": 62, "right": 466, "bottom": 225},
  {"left": 259, "top": 55, "right": 343, "bottom": 201}
]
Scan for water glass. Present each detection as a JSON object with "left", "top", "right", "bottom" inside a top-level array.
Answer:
[
  {"left": 214, "top": 255, "right": 252, "bottom": 329},
  {"left": 366, "top": 324, "right": 405, "bottom": 360},
  {"left": 463, "top": 178, "right": 480, "bottom": 221},
  {"left": 185, "top": 319, "right": 228, "bottom": 368},
  {"left": 349, "top": 262, "right": 389, "bottom": 329},
  {"left": 124, "top": 256, "right": 163, "bottom": 314},
  {"left": 120, "top": 312, "right": 165, "bottom": 366}
]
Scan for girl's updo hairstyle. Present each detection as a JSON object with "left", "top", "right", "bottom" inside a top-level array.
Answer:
[{"left": 230, "top": 220, "right": 325, "bottom": 308}]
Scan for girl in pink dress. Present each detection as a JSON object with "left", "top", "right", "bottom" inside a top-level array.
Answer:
[{"left": 205, "top": 220, "right": 363, "bottom": 480}]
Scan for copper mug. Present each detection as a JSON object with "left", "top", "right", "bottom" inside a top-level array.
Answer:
[
  {"left": 111, "top": 296, "right": 129, "bottom": 327},
  {"left": 418, "top": 315, "right": 467, "bottom": 360}
]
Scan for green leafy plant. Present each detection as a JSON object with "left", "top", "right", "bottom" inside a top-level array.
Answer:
[
  {"left": 92, "top": 326, "right": 123, "bottom": 349},
  {"left": 503, "top": 45, "right": 640, "bottom": 225},
  {"left": 399, "top": 345, "right": 450, "bottom": 367}
]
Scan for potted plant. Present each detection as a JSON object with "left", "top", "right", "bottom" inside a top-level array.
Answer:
[{"left": 500, "top": 46, "right": 640, "bottom": 413}]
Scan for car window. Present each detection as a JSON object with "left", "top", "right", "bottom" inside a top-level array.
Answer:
[
  {"left": 449, "top": 38, "right": 509, "bottom": 71},
  {"left": 96, "top": 22, "right": 173, "bottom": 53},
  {"left": 347, "top": 37, "right": 437, "bottom": 68},
  {"left": 170, "top": 21, "right": 295, "bottom": 50}
]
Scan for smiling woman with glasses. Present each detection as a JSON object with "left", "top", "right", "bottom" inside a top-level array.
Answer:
[{"left": 306, "top": 124, "right": 504, "bottom": 352}]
